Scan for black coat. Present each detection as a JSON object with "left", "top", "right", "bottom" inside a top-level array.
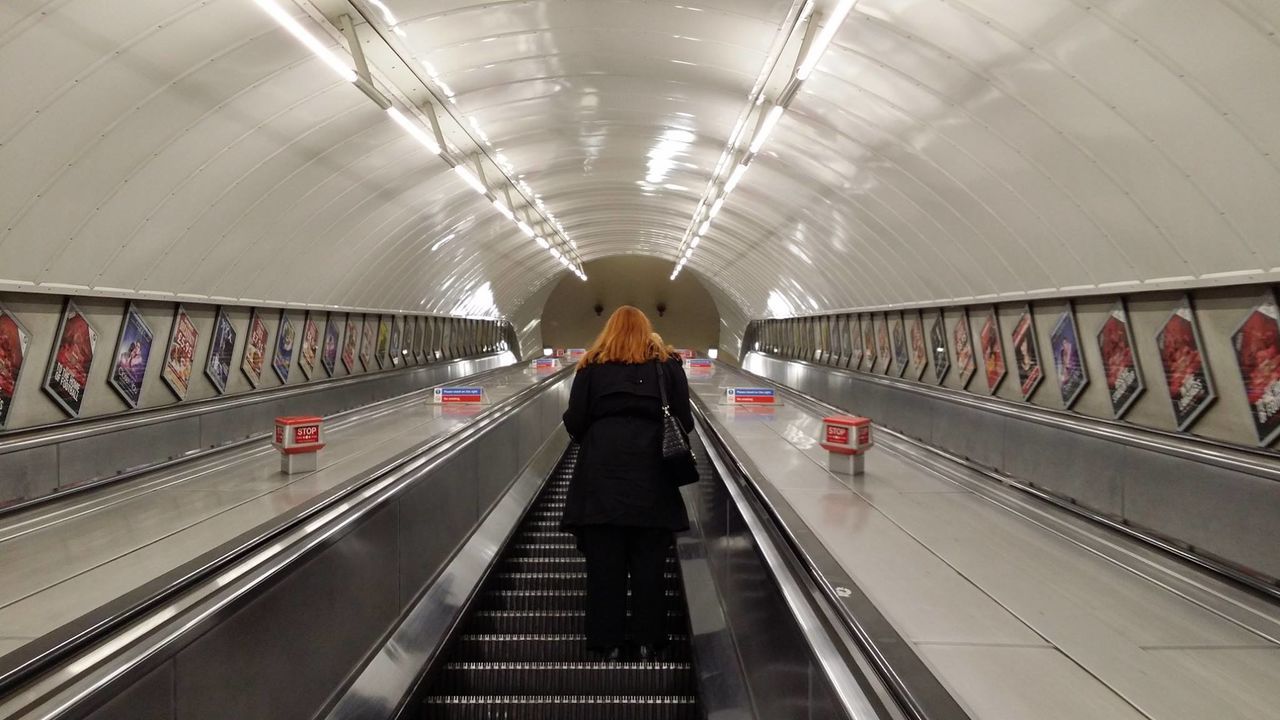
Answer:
[{"left": 560, "top": 358, "right": 694, "bottom": 533}]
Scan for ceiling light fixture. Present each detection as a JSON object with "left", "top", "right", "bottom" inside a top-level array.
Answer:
[
  {"left": 385, "top": 107, "right": 441, "bottom": 155},
  {"left": 796, "top": 0, "right": 857, "bottom": 81},
  {"left": 254, "top": 0, "right": 357, "bottom": 82}
]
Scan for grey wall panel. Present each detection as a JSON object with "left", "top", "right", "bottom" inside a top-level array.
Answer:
[
  {"left": 477, "top": 420, "right": 519, "bottom": 515},
  {"left": 397, "top": 452, "right": 480, "bottom": 607},
  {"left": 1122, "top": 450, "right": 1280, "bottom": 579},
  {"left": 174, "top": 506, "right": 400, "bottom": 720},
  {"left": 1001, "top": 419, "right": 1126, "bottom": 518},
  {"left": 0, "top": 444, "right": 58, "bottom": 507},
  {"left": 58, "top": 416, "right": 202, "bottom": 489},
  {"left": 84, "top": 662, "right": 175, "bottom": 720}
]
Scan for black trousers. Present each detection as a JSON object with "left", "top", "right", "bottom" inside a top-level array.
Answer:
[{"left": 577, "top": 525, "right": 673, "bottom": 650}]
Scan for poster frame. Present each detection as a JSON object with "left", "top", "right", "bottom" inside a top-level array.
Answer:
[
  {"left": 1229, "top": 289, "right": 1280, "bottom": 446},
  {"left": 876, "top": 313, "right": 892, "bottom": 374},
  {"left": 908, "top": 311, "right": 928, "bottom": 381},
  {"left": 953, "top": 307, "right": 976, "bottom": 390},
  {"left": 861, "top": 314, "right": 877, "bottom": 371},
  {"left": 978, "top": 307, "right": 1006, "bottom": 395},
  {"left": 204, "top": 307, "right": 237, "bottom": 395},
  {"left": 321, "top": 313, "right": 341, "bottom": 378},
  {"left": 1049, "top": 304, "right": 1089, "bottom": 410},
  {"left": 273, "top": 309, "right": 296, "bottom": 385},
  {"left": 1096, "top": 300, "right": 1145, "bottom": 420},
  {"left": 43, "top": 299, "right": 100, "bottom": 418},
  {"left": 359, "top": 314, "right": 375, "bottom": 372},
  {"left": 342, "top": 314, "right": 359, "bottom": 374},
  {"left": 376, "top": 315, "right": 391, "bottom": 369},
  {"left": 161, "top": 304, "right": 199, "bottom": 401},
  {"left": 241, "top": 308, "right": 269, "bottom": 389},
  {"left": 403, "top": 314, "right": 416, "bottom": 366},
  {"left": 849, "top": 314, "right": 864, "bottom": 369},
  {"left": 890, "top": 313, "right": 909, "bottom": 378},
  {"left": 0, "top": 303, "right": 32, "bottom": 428},
  {"left": 107, "top": 302, "right": 153, "bottom": 409},
  {"left": 298, "top": 311, "right": 319, "bottom": 381},
  {"left": 1155, "top": 296, "right": 1217, "bottom": 432},
  {"left": 389, "top": 315, "right": 402, "bottom": 367},
  {"left": 1010, "top": 304, "right": 1044, "bottom": 400},
  {"left": 929, "top": 311, "right": 950, "bottom": 385}
]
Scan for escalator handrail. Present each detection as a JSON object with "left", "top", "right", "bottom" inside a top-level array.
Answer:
[
  {"left": 0, "top": 366, "right": 573, "bottom": 712},
  {"left": 691, "top": 397, "right": 966, "bottom": 720}
]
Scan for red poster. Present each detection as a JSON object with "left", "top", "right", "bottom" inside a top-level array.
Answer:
[
  {"left": 1097, "top": 302, "right": 1144, "bottom": 419},
  {"left": 1231, "top": 292, "right": 1280, "bottom": 445},
  {"left": 909, "top": 312, "right": 927, "bottom": 380},
  {"left": 979, "top": 309, "right": 1005, "bottom": 394},
  {"left": 241, "top": 310, "right": 269, "bottom": 388},
  {"left": 43, "top": 301, "right": 98, "bottom": 417},
  {"left": 0, "top": 305, "right": 31, "bottom": 427},
  {"left": 162, "top": 306, "right": 199, "bottom": 400},
  {"left": 1011, "top": 307, "right": 1043, "bottom": 400},
  {"left": 953, "top": 309, "right": 975, "bottom": 388},
  {"left": 1156, "top": 298, "right": 1216, "bottom": 431}
]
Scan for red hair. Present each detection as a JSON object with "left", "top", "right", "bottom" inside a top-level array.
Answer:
[{"left": 579, "top": 306, "right": 671, "bottom": 368}]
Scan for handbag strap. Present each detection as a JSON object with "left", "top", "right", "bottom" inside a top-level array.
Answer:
[{"left": 654, "top": 359, "right": 671, "bottom": 412}]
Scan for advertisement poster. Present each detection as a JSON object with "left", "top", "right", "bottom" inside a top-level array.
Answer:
[
  {"left": 891, "top": 314, "right": 909, "bottom": 377},
  {"left": 953, "top": 308, "right": 976, "bottom": 389},
  {"left": 321, "top": 314, "right": 340, "bottom": 378},
  {"left": 161, "top": 305, "right": 198, "bottom": 400},
  {"left": 43, "top": 301, "right": 98, "bottom": 417},
  {"left": 273, "top": 310, "right": 296, "bottom": 384},
  {"left": 909, "top": 312, "right": 928, "bottom": 380},
  {"left": 1011, "top": 306, "right": 1043, "bottom": 400},
  {"left": 1230, "top": 292, "right": 1280, "bottom": 445},
  {"left": 1156, "top": 297, "right": 1216, "bottom": 431},
  {"left": 415, "top": 317, "right": 427, "bottom": 362},
  {"left": 241, "top": 310, "right": 269, "bottom": 388},
  {"left": 849, "top": 315, "right": 864, "bottom": 369},
  {"left": 862, "top": 315, "right": 877, "bottom": 371},
  {"left": 979, "top": 308, "right": 1006, "bottom": 394},
  {"left": 299, "top": 312, "right": 319, "bottom": 380},
  {"left": 876, "top": 314, "right": 891, "bottom": 374},
  {"left": 389, "top": 316, "right": 402, "bottom": 367},
  {"left": 359, "top": 314, "right": 375, "bottom": 371},
  {"left": 107, "top": 304, "right": 153, "bottom": 409},
  {"left": 342, "top": 314, "right": 359, "bottom": 374},
  {"left": 205, "top": 308, "right": 236, "bottom": 395},
  {"left": 930, "top": 312, "right": 950, "bottom": 384},
  {"left": 403, "top": 316, "right": 416, "bottom": 366},
  {"left": 0, "top": 305, "right": 32, "bottom": 427},
  {"left": 376, "top": 316, "right": 391, "bottom": 369},
  {"left": 1096, "top": 301, "right": 1144, "bottom": 419},
  {"left": 1050, "top": 307, "right": 1089, "bottom": 409}
]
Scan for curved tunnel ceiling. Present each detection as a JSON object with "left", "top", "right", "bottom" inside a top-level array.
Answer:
[{"left": 1, "top": 0, "right": 1277, "bottom": 323}]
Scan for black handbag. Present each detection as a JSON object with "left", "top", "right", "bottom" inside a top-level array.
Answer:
[{"left": 655, "top": 360, "right": 692, "bottom": 461}]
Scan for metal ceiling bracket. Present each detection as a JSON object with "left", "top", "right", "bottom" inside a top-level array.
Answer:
[
  {"left": 338, "top": 14, "right": 373, "bottom": 84},
  {"left": 424, "top": 104, "right": 448, "bottom": 155}
]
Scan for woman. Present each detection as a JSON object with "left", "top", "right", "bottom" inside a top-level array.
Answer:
[{"left": 561, "top": 306, "right": 694, "bottom": 661}]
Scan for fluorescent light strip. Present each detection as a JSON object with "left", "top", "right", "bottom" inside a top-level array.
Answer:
[
  {"left": 691, "top": 236, "right": 701, "bottom": 248},
  {"left": 454, "top": 165, "right": 487, "bottom": 195},
  {"left": 698, "top": 220, "right": 711, "bottom": 235},
  {"left": 536, "top": 237, "right": 550, "bottom": 249},
  {"left": 709, "top": 197, "right": 725, "bottom": 218},
  {"left": 517, "top": 221, "right": 536, "bottom": 239},
  {"left": 254, "top": 0, "right": 356, "bottom": 83},
  {"left": 493, "top": 200, "right": 514, "bottom": 221},
  {"left": 749, "top": 105, "right": 786, "bottom": 154},
  {"left": 725, "top": 162, "right": 749, "bottom": 194},
  {"left": 796, "top": 0, "right": 858, "bottom": 81},
  {"left": 385, "top": 107, "right": 441, "bottom": 155}
]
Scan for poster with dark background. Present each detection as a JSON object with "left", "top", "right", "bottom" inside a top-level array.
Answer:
[
  {"left": 322, "top": 314, "right": 340, "bottom": 378},
  {"left": 389, "top": 316, "right": 402, "bottom": 367},
  {"left": 299, "top": 312, "right": 319, "bottom": 380},
  {"left": 108, "top": 304, "right": 152, "bottom": 408},
  {"left": 1156, "top": 297, "right": 1216, "bottom": 431},
  {"left": 1050, "top": 307, "right": 1088, "bottom": 409},
  {"left": 1011, "top": 306, "right": 1043, "bottom": 400},
  {"left": 273, "top": 311, "right": 295, "bottom": 384},
  {"left": 891, "top": 314, "right": 909, "bottom": 377},
  {"left": 1230, "top": 291, "right": 1280, "bottom": 445},
  {"left": 205, "top": 309, "right": 236, "bottom": 394},
  {"left": 44, "top": 300, "right": 98, "bottom": 417},
  {"left": 930, "top": 312, "right": 949, "bottom": 384}
]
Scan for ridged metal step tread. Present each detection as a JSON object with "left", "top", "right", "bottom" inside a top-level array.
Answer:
[
  {"left": 422, "top": 695, "right": 699, "bottom": 720},
  {"left": 451, "top": 634, "right": 691, "bottom": 662},
  {"left": 433, "top": 661, "right": 696, "bottom": 695}
]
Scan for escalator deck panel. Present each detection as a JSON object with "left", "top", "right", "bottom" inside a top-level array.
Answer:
[{"left": 423, "top": 448, "right": 702, "bottom": 719}]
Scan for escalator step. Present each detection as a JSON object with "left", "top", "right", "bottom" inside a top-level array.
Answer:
[
  {"left": 480, "top": 589, "right": 683, "bottom": 611},
  {"left": 492, "top": 572, "right": 681, "bottom": 592},
  {"left": 422, "top": 694, "right": 699, "bottom": 720},
  {"left": 499, "top": 556, "right": 676, "bottom": 572},
  {"left": 467, "top": 610, "right": 686, "bottom": 635},
  {"left": 451, "top": 634, "right": 690, "bottom": 662},
  {"left": 434, "top": 661, "right": 696, "bottom": 695},
  {"left": 509, "top": 543, "right": 580, "bottom": 558}
]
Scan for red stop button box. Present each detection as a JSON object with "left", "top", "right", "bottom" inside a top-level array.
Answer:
[
  {"left": 274, "top": 416, "right": 325, "bottom": 473},
  {"left": 820, "top": 416, "right": 872, "bottom": 476}
]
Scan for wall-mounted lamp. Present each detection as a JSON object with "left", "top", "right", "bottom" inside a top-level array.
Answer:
[
  {"left": 594, "top": 303, "right": 604, "bottom": 317},
  {"left": 656, "top": 302, "right": 667, "bottom": 318}
]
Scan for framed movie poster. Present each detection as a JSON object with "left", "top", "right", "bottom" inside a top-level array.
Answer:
[
  {"left": 1230, "top": 291, "right": 1280, "bottom": 445},
  {"left": 161, "top": 305, "right": 198, "bottom": 400},
  {"left": 929, "top": 312, "right": 950, "bottom": 384},
  {"left": 415, "top": 316, "right": 428, "bottom": 363},
  {"left": 44, "top": 300, "right": 98, "bottom": 418},
  {"left": 909, "top": 312, "right": 928, "bottom": 381},
  {"left": 1097, "top": 301, "right": 1144, "bottom": 419},
  {"left": 389, "top": 316, "right": 402, "bottom": 367},
  {"left": 359, "top": 314, "right": 375, "bottom": 371},
  {"left": 376, "top": 315, "right": 391, "bottom": 369},
  {"left": 0, "top": 304, "right": 32, "bottom": 427},
  {"left": 1050, "top": 306, "right": 1089, "bottom": 409},
  {"left": 241, "top": 309, "right": 269, "bottom": 388},
  {"left": 107, "top": 304, "right": 153, "bottom": 409},
  {"left": 849, "top": 315, "right": 864, "bottom": 369},
  {"left": 341, "top": 314, "right": 359, "bottom": 374},
  {"left": 321, "top": 314, "right": 340, "bottom": 378},
  {"left": 861, "top": 315, "right": 877, "bottom": 371},
  {"left": 299, "top": 312, "right": 319, "bottom": 380},
  {"left": 1156, "top": 297, "right": 1216, "bottom": 431},
  {"left": 876, "top": 314, "right": 892, "bottom": 374},
  {"left": 1010, "top": 306, "right": 1043, "bottom": 400},
  {"left": 403, "top": 316, "right": 416, "bottom": 366},
  {"left": 890, "top": 314, "right": 909, "bottom": 378},
  {"left": 978, "top": 308, "right": 1006, "bottom": 394},
  {"left": 205, "top": 308, "right": 236, "bottom": 395},
  {"left": 273, "top": 310, "right": 296, "bottom": 384},
  {"left": 953, "top": 308, "right": 976, "bottom": 389}
]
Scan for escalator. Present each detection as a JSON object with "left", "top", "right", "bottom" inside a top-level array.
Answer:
[{"left": 420, "top": 445, "right": 702, "bottom": 719}]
